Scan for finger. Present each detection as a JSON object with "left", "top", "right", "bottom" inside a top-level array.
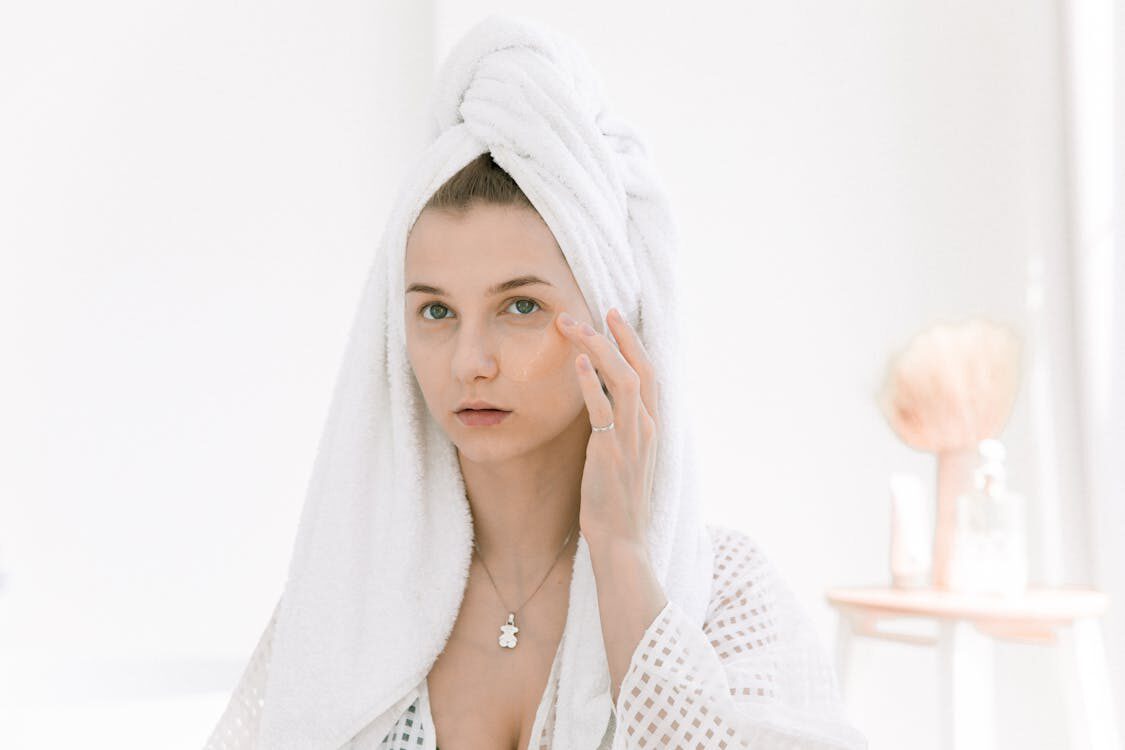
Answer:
[
  {"left": 605, "top": 307, "right": 659, "bottom": 425},
  {"left": 555, "top": 311, "right": 640, "bottom": 423},
  {"left": 575, "top": 353, "right": 614, "bottom": 431}
]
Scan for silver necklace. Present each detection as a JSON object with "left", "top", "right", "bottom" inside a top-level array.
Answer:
[{"left": 473, "top": 519, "right": 578, "bottom": 649}]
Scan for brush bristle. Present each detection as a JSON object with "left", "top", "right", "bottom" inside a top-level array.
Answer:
[{"left": 877, "top": 318, "right": 1023, "bottom": 452}]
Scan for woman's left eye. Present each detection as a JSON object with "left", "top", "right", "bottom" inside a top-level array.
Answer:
[{"left": 507, "top": 298, "right": 541, "bottom": 316}]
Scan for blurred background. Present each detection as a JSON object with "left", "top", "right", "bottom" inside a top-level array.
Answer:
[{"left": 1, "top": 1, "right": 1121, "bottom": 748}]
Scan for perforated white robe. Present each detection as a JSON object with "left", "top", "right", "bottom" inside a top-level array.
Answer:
[{"left": 205, "top": 523, "right": 868, "bottom": 750}]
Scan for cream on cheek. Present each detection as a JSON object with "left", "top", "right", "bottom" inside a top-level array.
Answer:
[{"left": 498, "top": 321, "right": 576, "bottom": 382}]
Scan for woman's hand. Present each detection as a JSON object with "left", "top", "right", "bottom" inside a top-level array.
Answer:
[{"left": 556, "top": 307, "right": 660, "bottom": 550}]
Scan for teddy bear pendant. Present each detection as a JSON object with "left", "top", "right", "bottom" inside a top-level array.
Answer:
[{"left": 498, "top": 612, "right": 519, "bottom": 649}]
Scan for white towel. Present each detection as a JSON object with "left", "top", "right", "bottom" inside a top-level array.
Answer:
[{"left": 256, "top": 13, "right": 715, "bottom": 749}]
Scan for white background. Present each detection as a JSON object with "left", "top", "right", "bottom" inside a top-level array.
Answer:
[{"left": 1, "top": 1, "right": 1120, "bottom": 748}]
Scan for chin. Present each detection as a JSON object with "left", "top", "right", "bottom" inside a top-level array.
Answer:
[
  {"left": 449, "top": 416, "right": 551, "bottom": 462},
  {"left": 452, "top": 437, "right": 523, "bottom": 465}
]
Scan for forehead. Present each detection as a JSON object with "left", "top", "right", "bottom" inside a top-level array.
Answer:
[{"left": 405, "top": 203, "right": 569, "bottom": 275}]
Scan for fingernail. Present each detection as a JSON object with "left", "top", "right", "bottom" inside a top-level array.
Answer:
[
  {"left": 580, "top": 322, "right": 596, "bottom": 336},
  {"left": 559, "top": 312, "right": 576, "bottom": 326}
]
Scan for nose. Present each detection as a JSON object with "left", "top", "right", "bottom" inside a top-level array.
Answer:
[{"left": 450, "top": 324, "right": 500, "bottom": 383}]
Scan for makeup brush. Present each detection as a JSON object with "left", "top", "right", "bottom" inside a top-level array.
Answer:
[{"left": 876, "top": 317, "right": 1023, "bottom": 589}]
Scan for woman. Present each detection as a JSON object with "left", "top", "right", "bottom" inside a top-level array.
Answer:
[{"left": 205, "top": 14, "right": 867, "bottom": 750}]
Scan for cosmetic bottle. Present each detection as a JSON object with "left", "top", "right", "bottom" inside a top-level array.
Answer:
[
  {"left": 947, "top": 438, "right": 1028, "bottom": 596},
  {"left": 889, "top": 473, "right": 930, "bottom": 589}
]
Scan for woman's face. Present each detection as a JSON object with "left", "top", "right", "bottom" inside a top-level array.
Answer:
[{"left": 404, "top": 201, "right": 596, "bottom": 462}]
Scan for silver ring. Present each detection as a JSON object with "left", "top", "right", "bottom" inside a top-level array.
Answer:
[{"left": 591, "top": 420, "right": 615, "bottom": 432}]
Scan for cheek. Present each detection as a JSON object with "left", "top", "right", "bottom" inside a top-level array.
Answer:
[
  {"left": 499, "top": 324, "right": 575, "bottom": 382},
  {"left": 406, "top": 338, "right": 443, "bottom": 391}
]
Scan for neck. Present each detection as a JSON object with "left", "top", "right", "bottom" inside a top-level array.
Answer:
[{"left": 457, "top": 412, "right": 588, "bottom": 593}]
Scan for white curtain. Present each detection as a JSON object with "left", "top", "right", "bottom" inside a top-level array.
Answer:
[{"left": 1061, "top": 0, "right": 1123, "bottom": 734}]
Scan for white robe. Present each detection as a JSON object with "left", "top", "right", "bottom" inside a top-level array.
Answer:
[{"left": 205, "top": 523, "right": 868, "bottom": 749}]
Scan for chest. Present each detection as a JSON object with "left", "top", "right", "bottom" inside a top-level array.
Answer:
[
  {"left": 424, "top": 571, "right": 570, "bottom": 750},
  {"left": 422, "top": 644, "right": 561, "bottom": 750}
]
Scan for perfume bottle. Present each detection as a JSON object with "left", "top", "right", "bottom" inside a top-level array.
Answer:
[{"left": 947, "top": 438, "right": 1028, "bottom": 596}]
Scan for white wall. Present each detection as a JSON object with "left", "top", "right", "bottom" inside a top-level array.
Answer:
[
  {"left": 0, "top": 0, "right": 435, "bottom": 741},
  {"left": 2, "top": 2, "right": 1109, "bottom": 748}
]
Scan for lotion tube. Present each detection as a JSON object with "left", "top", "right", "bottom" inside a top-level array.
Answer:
[{"left": 890, "top": 472, "right": 931, "bottom": 589}]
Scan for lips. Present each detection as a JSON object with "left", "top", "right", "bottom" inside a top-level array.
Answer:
[
  {"left": 456, "top": 409, "right": 511, "bottom": 426},
  {"left": 456, "top": 400, "right": 510, "bottom": 412}
]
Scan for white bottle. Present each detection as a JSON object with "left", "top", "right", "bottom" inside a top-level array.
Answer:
[
  {"left": 948, "top": 438, "right": 1028, "bottom": 596},
  {"left": 889, "top": 473, "right": 931, "bottom": 589}
]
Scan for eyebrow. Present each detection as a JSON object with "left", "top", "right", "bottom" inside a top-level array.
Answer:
[{"left": 405, "top": 274, "right": 554, "bottom": 297}]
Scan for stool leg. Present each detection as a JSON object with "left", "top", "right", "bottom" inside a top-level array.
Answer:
[
  {"left": 938, "top": 619, "right": 997, "bottom": 750},
  {"left": 1058, "top": 617, "right": 1122, "bottom": 750},
  {"left": 834, "top": 611, "right": 855, "bottom": 708}
]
